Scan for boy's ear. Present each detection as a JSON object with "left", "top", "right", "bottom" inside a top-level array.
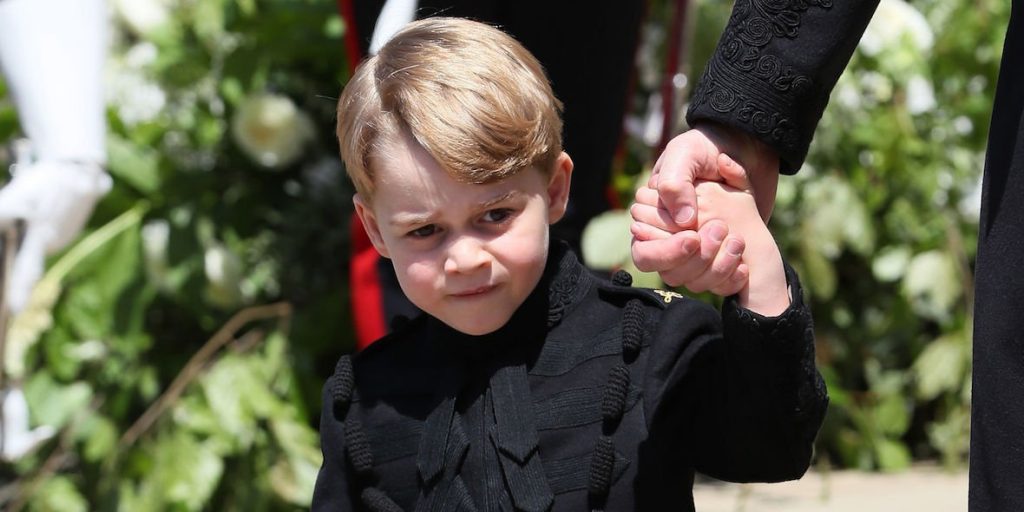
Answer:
[
  {"left": 546, "top": 152, "right": 573, "bottom": 223},
  {"left": 353, "top": 194, "right": 390, "bottom": 258}
]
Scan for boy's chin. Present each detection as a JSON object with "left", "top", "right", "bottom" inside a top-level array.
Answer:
[
  {"left": 440, "top": 315, "right": 510, "bottom": 337},
  {"left": 450, "top": 322, "right": 505, "bottom": 337}
]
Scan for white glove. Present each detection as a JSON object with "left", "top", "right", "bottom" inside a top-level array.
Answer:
[
  {"left": 369, "top": 0, "right": 418, "bottom": 55},
  {"left": 0, "top": 385, "right": 55, "bottom": 461},
  {"left": 0, "top": 0, "right": 108, "bottom": 163},
  {"left": 0, "top": 0, "right": 110, "bottom": 313},
  {"left": 0, "top": 160, "right": 112, "bottom": 313}
]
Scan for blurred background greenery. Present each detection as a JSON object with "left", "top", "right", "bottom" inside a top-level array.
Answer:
[{"left": 0, "top": 0, "right": 1006, "bottom": 509}]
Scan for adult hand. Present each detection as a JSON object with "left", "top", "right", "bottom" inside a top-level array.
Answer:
[
  {"left": 649, "top": 122, "right": 781, "bottom": 226},
  {"left": 0, "top": 160, "right": 111, "bottom": 313}
]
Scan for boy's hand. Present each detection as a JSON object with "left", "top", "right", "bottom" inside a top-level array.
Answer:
[{"left": 650, "top": 122, "right": 780, "bottom": 228}]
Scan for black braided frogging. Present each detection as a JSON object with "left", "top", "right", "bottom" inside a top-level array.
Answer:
[
  {"left": 587, "top": 294, "right": 645, "bottom": 511},
  {"left": 331, "top": 355, "right": 405, "bottom": 512}
]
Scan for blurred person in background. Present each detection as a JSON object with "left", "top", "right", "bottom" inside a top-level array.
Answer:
[
  {"left": 0, "top": 0, "right": 112, "bottom": 315},
  {"left": 0, "top": 0, "right": 112, "bottom": 460}
]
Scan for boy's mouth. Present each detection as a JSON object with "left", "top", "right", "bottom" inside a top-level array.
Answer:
[{"left": 450, "top": 284, "right": 497, "bottom": 298}]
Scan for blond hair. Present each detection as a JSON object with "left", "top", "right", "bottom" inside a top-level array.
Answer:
[{"left": 337, "top": 17, "right": 564, "bottom": 198}]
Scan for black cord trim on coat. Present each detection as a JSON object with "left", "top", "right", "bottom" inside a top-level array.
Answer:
[
  {"left": 611, "top": 270, "right": 633, "bottom": 287},
  {"left": 333, "top": 357, "right": 405, "bottom": 512},
  {"left": 587, "top": 435, "right": 617, "bottom": 506},
  {"left": 345, "top": 420, "right": 375, "bottom": 477},
  {"left": 587, "top": 298, "right": 646, "bottom": 509},
  {"left": 686, "top": 0, "right": 835, "bottom": 173},
  {"left": 331, "top": 355, "right": 355, "bottom": 418},
  {"left": 601, "top": 364, "right": 631, "bottom": 430},
  {"left": 621, "top": 299, "right": 645, "bottom": 362},
  {"left": 344, "top": 418, "right": 404, "bottom": 511}
]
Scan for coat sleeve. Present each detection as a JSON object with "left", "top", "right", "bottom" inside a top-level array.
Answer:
[
  {"left": 685, "top": 0, "right": 880, "bottom": 173},
  {"left": 643, "top": 263, "right": 827, "bottom": 483},
  {"left": 312, "top": 364, "right": 358, "bottom": 511}
]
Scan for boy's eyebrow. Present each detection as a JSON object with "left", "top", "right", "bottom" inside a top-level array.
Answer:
[
  {"left": 478, "top": 190, "right": 519, "bottom": 209},
  {"left": 389, "top": 191, "right": 521, "bottom": 227},
  {"left": 390, "top": 212, "right": 437, "bottom": 227}
]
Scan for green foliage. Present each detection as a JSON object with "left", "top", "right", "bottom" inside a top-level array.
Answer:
[{"left": 1, "top": 0, "right": 345, "bottom": 509}]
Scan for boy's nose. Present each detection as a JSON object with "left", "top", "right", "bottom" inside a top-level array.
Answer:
[{"left": 444, "top": 237, "right": 490, "bottom": 274}]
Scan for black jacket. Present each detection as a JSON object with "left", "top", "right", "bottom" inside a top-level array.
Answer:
[{"left": 313, "top": 244, "right": 826, "bottom": 511}]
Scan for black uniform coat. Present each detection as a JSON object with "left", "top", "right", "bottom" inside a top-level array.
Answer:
[
  {"left": 313, "top": 243, "right": 827, "bottom": 511},
  {"left": 686, "top": 1, "right": 1024, "bottom": 509}
]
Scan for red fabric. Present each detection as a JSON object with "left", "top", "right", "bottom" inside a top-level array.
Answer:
[
  {"left": 350, "top": 216, "right": 387, "bottom": 349},
  {"left": 658, "top": 0, "right": 689, "bottom": 154},
  {"left": 338, "top": 0, "right": 363, "bottom": 69},
  {"left": 339, "top": 0, "right": 385, "bottom": 350}
]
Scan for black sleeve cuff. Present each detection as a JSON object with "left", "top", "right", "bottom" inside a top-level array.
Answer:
[
  {"left": 721, "top": 262, "right": 827, "bottom": 422},
  {"left": 685, "top": 0, "right": 879, "bottom": 174}
]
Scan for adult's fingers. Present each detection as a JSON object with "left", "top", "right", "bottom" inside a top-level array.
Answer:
[
  {"left": 630, "top": 220, "right": 672, "bottom": 242},
  {"left": 629, "top": 202, "right": 680, "bottom": 234},
  {"left": 717, "top": 153, "right": 752, "bottom": 192},
  {"left": 633, "top": 186, "right": 661, "bottom": 207},
  {"left": 652, "top": 133, "right": 720, "bottom": 229}
]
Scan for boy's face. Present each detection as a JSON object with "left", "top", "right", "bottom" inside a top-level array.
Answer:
[{"left": 354, "top": 131, "right": 572, "bottom": 336}]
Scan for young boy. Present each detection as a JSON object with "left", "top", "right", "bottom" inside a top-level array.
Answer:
[{"left": 314, "top": 17, "right": 826, "bottom": 512}]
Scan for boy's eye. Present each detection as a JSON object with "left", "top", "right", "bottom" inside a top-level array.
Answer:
[
  {"left": 482, "top": 208, "right": 513, "bottom": 223},
  {"left": 407, "top": 225, "right": 438, "bottom": 238}
]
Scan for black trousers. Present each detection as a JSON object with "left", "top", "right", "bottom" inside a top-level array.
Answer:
[{"left": 970, "top": 2, "right": 1024, "bottom": 510}]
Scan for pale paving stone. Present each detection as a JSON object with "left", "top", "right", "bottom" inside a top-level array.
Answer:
[{"left": 693, "top": 465, "right": 967, "bottom": 512}]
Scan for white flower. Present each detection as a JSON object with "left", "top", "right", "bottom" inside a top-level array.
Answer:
[
  {"left": 859, "top": 71, "right": 893, "bottom": 103},
  {"left": 113, "top": 0, "right": 172, "bottom": 36},
  {"left": 204, "top": 244, "right": 243, "bottom": 308},
  {"left": 801, "top": 176, "right": 875, "bottom": 258},
  {"left": 872, "top": 245, "right": 911, "bottom": 282},
  {"left": 232, "top": 94, "right": 315, "bottom": 169},
  {"left": 902, "top": 250, "right": 962, "bottom": 321},
  {"left": 125, "top": 42, "right": 159, "bottom": 69},
  {"left": 107, "top": 53, "right": 167, "bottom": 126},
  {"left": 836, "top": 80, "right": 861, "bottom": 110},
  {"left": 953, "top": 116, "right": 974, "bottom": 135},
  {"left": 859, "top": 0, "right": 934, "bottom": 56},
  {"left": 906, "top": 75, "right": 936, "bottom": 115},
  {"left": 142, "top": 220, "right": 170, "bottom": 286},
  {"left": 68, "top": 339, "right": 108, "bottom": 362},
  {"left": 1, "top": 386, "right": 56, "bottom": 461}
]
